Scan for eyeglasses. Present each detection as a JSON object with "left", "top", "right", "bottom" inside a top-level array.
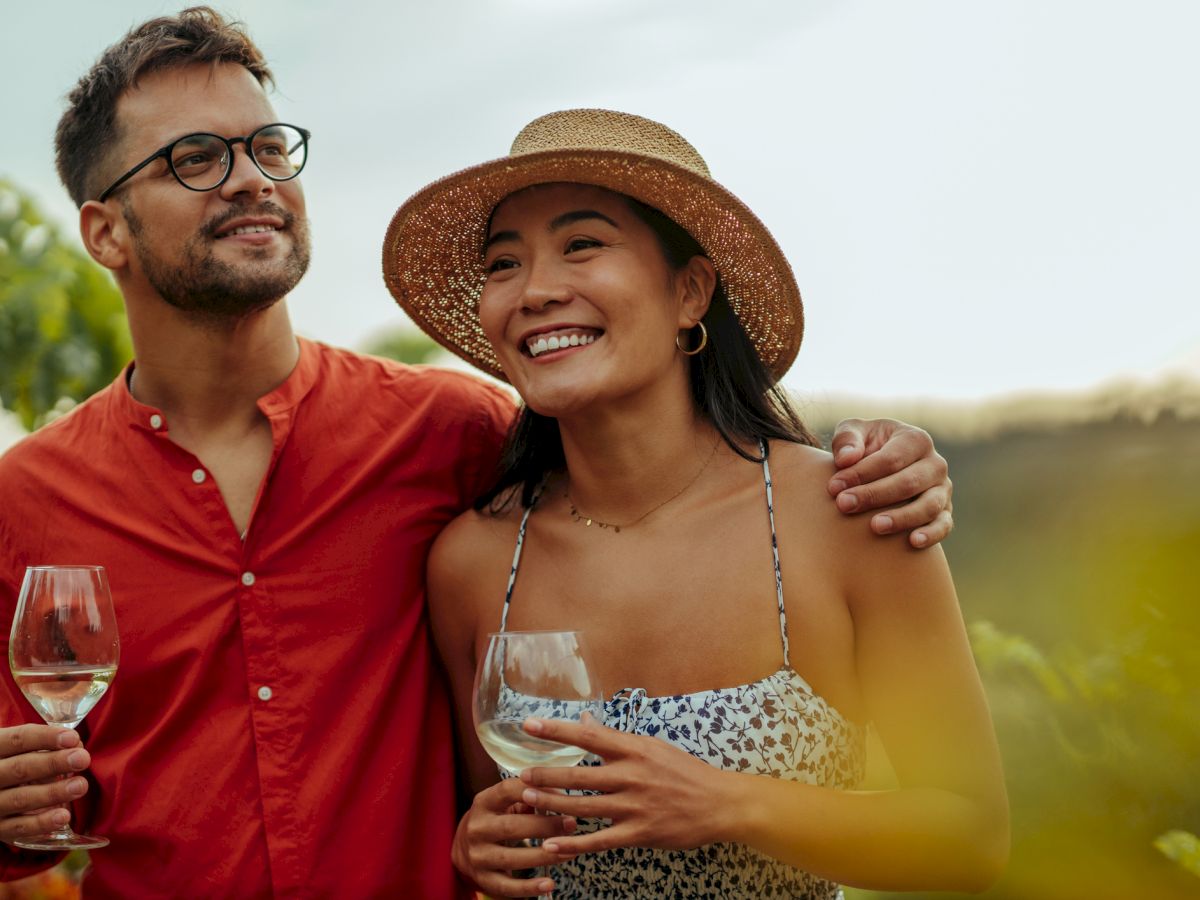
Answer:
[{"left": 96, "top": 123, "right": 310, "bottom": 202}]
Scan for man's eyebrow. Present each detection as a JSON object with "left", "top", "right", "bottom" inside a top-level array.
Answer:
[{"left": 549, "top": 209, "right": 620, "bottom": 231}]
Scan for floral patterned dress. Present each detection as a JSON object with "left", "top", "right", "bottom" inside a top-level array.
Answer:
[{"left": 497, "top": 444, "right": 866, "bottom": 899}]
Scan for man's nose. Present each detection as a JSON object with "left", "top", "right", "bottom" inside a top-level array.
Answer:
[{"left": 218, "top": 142, "right": 273, "bottom": 201}]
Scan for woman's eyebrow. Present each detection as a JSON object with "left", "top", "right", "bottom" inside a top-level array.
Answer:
[
  {"left": 486, "top": 210, "right": 620, "bottom": 250},
  {"left": 548, "top": 209, "right": 620, "bottom": 231},
  {"left": 485, "top": 229, "right": 518, "bottom": 250}
]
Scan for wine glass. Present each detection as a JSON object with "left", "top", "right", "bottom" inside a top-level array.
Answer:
[
  {"left": 473, "top": 631, "right": 605, "bottom": 893},
  {"left": 8, "top": 565, "right": 120, "bottom": 850}
]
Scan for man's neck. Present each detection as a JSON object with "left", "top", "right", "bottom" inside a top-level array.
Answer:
[{"left": 127, "top": 300, "right": 300, "bottom": 430}]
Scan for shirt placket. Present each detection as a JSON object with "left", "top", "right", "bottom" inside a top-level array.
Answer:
[
  {"left": 145, "top": 401, "right": 304, "bottom": 895},
  {"left": 235, "top": 401, "right": 304, "bottom": 895}
]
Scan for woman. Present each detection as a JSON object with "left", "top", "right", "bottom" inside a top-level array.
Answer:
[{"left": 383, "top": 109, "right": 1008, "bottom": 899}]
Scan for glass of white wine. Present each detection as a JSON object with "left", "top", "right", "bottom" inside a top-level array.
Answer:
[
  {"left": 8, "top": 565, "right": 119, "bottom": 850},
  {"left": 473, "top": 631, "right": 604, "bottom": 892}
]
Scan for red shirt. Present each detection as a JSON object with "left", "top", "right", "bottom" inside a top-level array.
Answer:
[{"left": 0, "top": 339, "right": 512, "bottom": 898}]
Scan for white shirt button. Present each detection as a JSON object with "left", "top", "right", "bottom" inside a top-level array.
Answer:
[
  {"left": 257, "top": 686, "right": 273, "bottom": 701},
  {"left": 192, "top": 469, "right": 207, "bottom": 484},
  {"left": 241, "top": 572, "right": 256, "bottom": 587},
  {"left": 149, "top": 414, "right": 163, "bottom": 429}
]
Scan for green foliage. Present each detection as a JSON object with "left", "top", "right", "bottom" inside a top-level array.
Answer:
[
  {"left": 848, "top": 415, "right": 1200, "bottom": 900},
  {"left": 361, "top": 327, "right": 445, "bottom": 365},
  {"left": 1155, "top": 830, "right": 1200, "bottom": 878},
  {"left": 0, "top": 180, "right": 132, "bottom": 431}
]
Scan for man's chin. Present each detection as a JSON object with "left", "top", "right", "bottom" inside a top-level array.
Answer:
[
  {"left": 168, "top": 292, "right": 286, "bottom": 329},
  {"left": 136, "top": 223, "right": 311, "bottom": 326}
]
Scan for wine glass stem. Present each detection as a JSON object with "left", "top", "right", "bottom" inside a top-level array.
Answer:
[{"left": 46, "top": 771, "right": 78, "bottom": 840}]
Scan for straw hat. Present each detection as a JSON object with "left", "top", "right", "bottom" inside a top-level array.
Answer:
[{"left": 382, "top": 109, "right": 803, "bottom": 383}]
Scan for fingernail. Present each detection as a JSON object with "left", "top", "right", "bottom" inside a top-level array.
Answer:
[
  {"left": 837, "top": 493, "right": 859, "bottom": 512},
  {"left": 51, "top": 810, "right": 70, "bottom": 826},
  {"left": 56, "top": 731, "right": 79, "bottom": 749},
  {"left": 873, "top": 515, "right": 893, "bottom": 532},
  {"left": 836, "top": 446, "right": 855, "bottom": 462},
  {"left": 913, "top": 531, "right": 928, "bottom": 547},
  {"left": 543, "top": 841, "right": 559, "bottom": 853},
  {"left": 65, "top": 777, "right": 87, "bottom": 798},
  {"left": 829, "top": 479, "right": 847, "bottom": 494},
  {"left": 523, "top": 788, "right": 538, "bottom": 805},
  {"left": 67, "top": 749, "right": 88, "bottom": 768},
  {"left": 537, "top": 880, "right": 554, "bottom": 895},
  {"left": 524, "top": 717, "right": 544, "bottom": 734}
]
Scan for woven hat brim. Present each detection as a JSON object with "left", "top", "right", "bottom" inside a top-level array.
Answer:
[{"left": 382, "top": 148, "right": 803, "bottom": 384}]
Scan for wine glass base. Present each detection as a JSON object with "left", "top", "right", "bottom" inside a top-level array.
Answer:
[{"left": 11, "top": 832, "right": 109, "bottom": 851}]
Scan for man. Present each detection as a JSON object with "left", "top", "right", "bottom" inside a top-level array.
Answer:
[{"left": 0, "top": 8, "right": 952, "bottom": 897}]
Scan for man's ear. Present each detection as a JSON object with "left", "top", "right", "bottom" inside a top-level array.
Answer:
[
  {"left": 79, "top": 200, "right": 129, "bottom": 271},
  {"left": 676, "top": 255, "right": 717, "bottom": 328}
]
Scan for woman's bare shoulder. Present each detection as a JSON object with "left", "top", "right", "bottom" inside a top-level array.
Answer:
[
  {"left": 432, "top": 500, "right": 523, "bottom": 575},
  {"left": 761, "top": 440, "right": 842, "bottom": 521},
  {"left": 427, "top": 498, "right": 526, "bottom": 632},
  {"left": 765, "top": 439, "right": 938, "bottom": 583}
]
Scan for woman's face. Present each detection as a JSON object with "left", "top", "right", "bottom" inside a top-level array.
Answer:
[{"left": 480, "top": 183, "right": 700, "bottom": 418}]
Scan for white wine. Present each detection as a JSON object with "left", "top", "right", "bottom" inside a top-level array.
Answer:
[
  {"left": 13, "top": 665, "right": 117, "bottom": 728},
  {"left": 476, "top": 719, "right": 588, "bottom": 772}
]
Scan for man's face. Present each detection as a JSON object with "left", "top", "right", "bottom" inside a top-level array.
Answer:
[{"left": 107, "top": 63, "right": 311, "bottom": 323}]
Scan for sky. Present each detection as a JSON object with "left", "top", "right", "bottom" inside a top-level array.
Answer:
[{"left": 3, "top": 0, "right": 1198, "bottom": 402}]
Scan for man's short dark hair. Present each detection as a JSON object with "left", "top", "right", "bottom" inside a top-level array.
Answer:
[{"left": 55, "top": 6, "right": 274, "bottom": 208}]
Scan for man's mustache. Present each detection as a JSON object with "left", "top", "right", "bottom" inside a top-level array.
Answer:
[{"left": 201, "top": 202, "right": 296, "bottom": 239}]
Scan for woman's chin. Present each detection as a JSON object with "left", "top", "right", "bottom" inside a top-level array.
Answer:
[{"left": 520, "top": 383, "right": 606, "bottom": 420}]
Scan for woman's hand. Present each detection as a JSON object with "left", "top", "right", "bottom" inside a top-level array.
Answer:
[
  {"left": 516, "top": 716, "right": 733, "bottom": 857},
  {"left": 452, "top": 777, "right": 578, "bottom": 898},
  {"left": 828, "top": 417, "right": 953, "bottom": 547}
]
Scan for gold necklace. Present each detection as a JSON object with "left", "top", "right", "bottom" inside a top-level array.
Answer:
[{"left": 565, "top": 438, "right": 720, "bottom": 533}]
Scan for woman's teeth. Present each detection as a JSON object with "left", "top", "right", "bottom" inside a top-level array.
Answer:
[{"left": 527, "top": 333, "right": 596, "bottom": 358}]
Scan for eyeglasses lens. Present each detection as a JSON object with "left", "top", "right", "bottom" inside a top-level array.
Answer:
[
  {"left": 250, "top": 125, "right": 307, "bottom": 180},
  {"left": 170, "top": 135, "right": 230, "bottom": 191}
]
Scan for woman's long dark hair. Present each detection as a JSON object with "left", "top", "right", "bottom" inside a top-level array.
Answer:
[{"left": 475, "top": 195, "right": 817, "bottom": 512}]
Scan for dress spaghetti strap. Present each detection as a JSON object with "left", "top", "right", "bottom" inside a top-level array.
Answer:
[
  {"left": 759, "top": 439, "right": 792, "bottom": 669},
  {"left": 499, "top": 491, "right": 538, "bottom": 634}
]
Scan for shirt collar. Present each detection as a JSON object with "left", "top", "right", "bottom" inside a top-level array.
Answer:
[{"left": 114, "top": 337, "right": 320, "bottom": 432}]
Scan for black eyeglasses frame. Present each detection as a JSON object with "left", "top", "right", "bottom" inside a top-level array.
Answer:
[{"left": 95, "top": 122, "right": 311, "bottom": 203}]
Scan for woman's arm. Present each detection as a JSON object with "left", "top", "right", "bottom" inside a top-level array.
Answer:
[
  {"left": 725, "top": 537, "right": 1008, "bottom": 891},
  {"left": 426, "top": 512, "right": 505, "bottom": 796},
  {"left": 426, "top": 512, "right": 576, "bottom": 898}
]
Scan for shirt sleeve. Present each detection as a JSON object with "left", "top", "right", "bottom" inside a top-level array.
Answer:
[{"left": 470, "top": 382, "right": 516, "bottom": 499}]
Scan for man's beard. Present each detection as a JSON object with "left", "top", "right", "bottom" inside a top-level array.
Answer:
[{"left": 124, "top": 199, "right": 312, "bottom": 325}]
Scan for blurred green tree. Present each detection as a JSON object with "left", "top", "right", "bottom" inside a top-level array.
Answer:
[
  {"left": 1156, "top": 830, "right": 1200, "bottom": 878},
  {"left": 0, "top": 179, "right": 132, "bottom": 431},
  {"left": 360, "top": 327, "right": 445, "bottom": 365}
]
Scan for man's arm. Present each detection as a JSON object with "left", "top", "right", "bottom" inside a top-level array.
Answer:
[{"left": 827, "top": 418, "right": 953, "bottom": 549}]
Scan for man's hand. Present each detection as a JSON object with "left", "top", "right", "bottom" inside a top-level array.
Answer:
[
  {"left": 0, "top": 724, "right": 91, "bottom": 845},
  {"left": 828, "top": 418, "right": 953, "bottom": 549}
]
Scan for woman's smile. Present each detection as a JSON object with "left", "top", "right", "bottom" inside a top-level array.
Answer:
[{"left": 522, "top": 327, "right": 602, "bottom": 359}]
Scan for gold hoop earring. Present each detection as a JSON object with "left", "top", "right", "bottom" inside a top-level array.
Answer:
[{"left": 675, "top": 321, "right": 708, "bottom": 356}]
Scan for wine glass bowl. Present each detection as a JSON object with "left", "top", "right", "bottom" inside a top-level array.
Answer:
[
  {"left": 472, "top": 630, "right": 605, "bottom": 774},
  {"left": 8, "top": 565, "right": 119, "bottom": 850}
]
